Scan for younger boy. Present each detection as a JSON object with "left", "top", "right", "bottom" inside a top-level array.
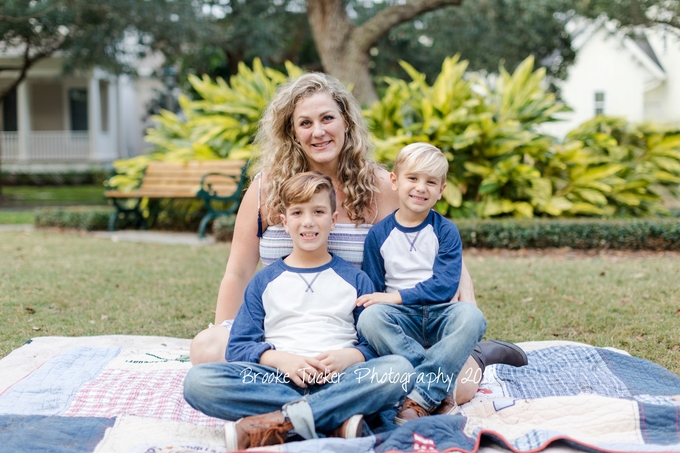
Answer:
[
  {"left": 184, "top": 172, "right": 414, "bottom": 451},
  {"left": 357, "top": 143, "right": 526, "bottom": 425}
]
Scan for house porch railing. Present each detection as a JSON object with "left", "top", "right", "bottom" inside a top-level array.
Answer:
[{"left": 0, "top": 131, "right": 90, "bottom": 162}]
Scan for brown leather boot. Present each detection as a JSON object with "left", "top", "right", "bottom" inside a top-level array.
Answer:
[
  {"left": 433, "top": 392, "right": 459, "bottom": 415},
  {"left": 224, "top": 410, "right": 294, "bottom": 452},
  {"left": 394, "top": 398, "right": 430, "bottom": 426},
  {"left": 329, "top": 414, "right": 363, "bottom": 439}
]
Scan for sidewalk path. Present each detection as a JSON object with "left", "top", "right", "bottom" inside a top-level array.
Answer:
[
  {"left": 0, "top": 224, "right": 34, "bottom": 231},
  {"left": 90, "top": 230, "right": 216, "bottom": 246}
]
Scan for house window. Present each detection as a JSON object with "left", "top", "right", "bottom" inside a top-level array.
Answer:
[
  {"left": 594, "top": 92, "right": 605, "bottom": 116},
  {"left": 69, "top": 88, "right": 88, "bottom": 131},
  {"left": 2, "top": 88, "right": 18, "bottom": 131}
]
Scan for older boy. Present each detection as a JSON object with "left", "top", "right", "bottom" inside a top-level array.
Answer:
[
  {"left": 357, "top": 143, "right": 526, "bottom": 425},
  {"left": 184, "top": 172, "right": 414, "bottom": 451}
]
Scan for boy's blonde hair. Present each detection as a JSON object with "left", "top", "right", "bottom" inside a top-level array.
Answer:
[
  {"left": 279, "top": 171, "right": 337, "bottom": 214},
  {"left": 393, "top": 143, "right": 448, "bottom": 183}
]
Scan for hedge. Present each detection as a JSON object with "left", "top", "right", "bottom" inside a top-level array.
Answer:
[
  {"left": 213, "top": 215, "right": 236, "bottom": 242},
  {"left": 1, "top": 169, "right": 110, "bottom": 186},
  {"left": 456, "top": 218, "right": 680, "bottom": 251},
  {"left": 34, "top": 207, "right": 118, "bottom": 231},
  {"left": 33, "top": 207, "right": 680, "bottom": 251}
]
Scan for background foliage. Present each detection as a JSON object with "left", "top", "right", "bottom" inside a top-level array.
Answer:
[
  {"left": 365, "top": 55, "right": 680, "bottom": 218},
  {"left": 108, "top": 56, "right": 680, "bottom": 220}
]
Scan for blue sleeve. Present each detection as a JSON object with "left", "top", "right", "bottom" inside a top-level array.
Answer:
[
  {"left": 362, "top": 226, "right": 387, "bottom": 292},
  {"left": 399, "top": 218, "right": 462, "bottom": 305},
  {"left": 226, "top": 277, "right": 275, "bottom": 363},
  {"left": 352, "top": 272, "right": 378, "bottom": 361}
]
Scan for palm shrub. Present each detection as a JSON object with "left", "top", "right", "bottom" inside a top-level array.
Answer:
[
  {"left": 105, "top": 59, "right": 303, "bottom": 229},
  {"left": 365, "top": 55, "right": 680, "bottom": 218},
  {"left": 108, "top": 58, "right": 304, "bottom": 192},
  {"left": 549, "top": 117, "right": 680, "bottom": 216}
]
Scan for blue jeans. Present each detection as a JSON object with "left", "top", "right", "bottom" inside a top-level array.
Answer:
[
  {"left": 357, "top": 302, "right": 486, "bottom": 411},
  {"left": 183, "top": 354, "right": 414, "bottom": 439}
]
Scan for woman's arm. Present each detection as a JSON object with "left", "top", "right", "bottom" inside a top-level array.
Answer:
[
  {"left": 214, "top": 179, "right": 267, "bottom": 323},
  {"left": 373, "top": 167, "right": 400, "bottom": 223},
  {"left": 453, "top": 260, "right": 477, "bottom": 305}
]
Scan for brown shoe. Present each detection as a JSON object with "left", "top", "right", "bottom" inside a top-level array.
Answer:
[
  {"left": 394, "top": 398, "right": 430, "bottom": 426},
  {"left": 432, "top": 392, "right": 459, "bottom": 415},
  {"left": 224, "top": 410, "right": 294, "bottom": 451},
  {"left": 329, "top": 414, "right": 363, "bottom": 439}
]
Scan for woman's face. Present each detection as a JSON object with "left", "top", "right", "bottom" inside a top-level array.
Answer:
[{"left": 292, "top": 92, "right": 347, "bottom": 172}]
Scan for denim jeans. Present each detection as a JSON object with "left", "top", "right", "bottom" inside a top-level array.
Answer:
[
  {"left": 183, "top": 354, "right": 414, "bottom": 438},
  {"left": 356, "top": 302, "right": 486, "bottom": 411}
]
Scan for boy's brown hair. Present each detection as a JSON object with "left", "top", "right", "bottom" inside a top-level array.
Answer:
[{"left": 279, "top": 171, "right": 337, "bottom": 214}]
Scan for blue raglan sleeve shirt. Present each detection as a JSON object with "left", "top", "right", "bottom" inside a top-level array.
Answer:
[
  {"left": 361, "top": 219, "right": 389, "bottom": 292},
  {"left": 351, "top": 270, "right": 379, "bottom": 361},
  {"left": 226, "top": 271, "right": 276, "bottom": 363},
  {"left": 398, "top": 214, "right": 462, "bottom": 305}
]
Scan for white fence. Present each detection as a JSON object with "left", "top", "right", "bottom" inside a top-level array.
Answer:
[{"left": 0, "top": 131, "right": 90, "bottom": 162}]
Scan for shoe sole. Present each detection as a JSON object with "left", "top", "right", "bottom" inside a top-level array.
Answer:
[
  {"left": 343, "top": 414, "right": 364, "bottom": 438},
  {"left": 224, "top": 420, "right": 239, "bottom": 452}
]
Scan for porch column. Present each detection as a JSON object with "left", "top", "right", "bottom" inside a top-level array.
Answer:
[
  {"left": 88, "top": 72, "right": 102, "bottom": 161},
  {"left": 16, "top": 81, "right": 30, "bottom": 162}
]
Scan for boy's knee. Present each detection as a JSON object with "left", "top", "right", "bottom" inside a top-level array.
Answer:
[
  {"left": 357, "top": 304, "right": 392, "bottom": 331},
  {"left": 459, "top": 303, "right": 486, "bottom": 331}
]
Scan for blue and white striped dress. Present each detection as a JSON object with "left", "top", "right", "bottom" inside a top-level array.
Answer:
[
  {"left": 259, "top": 223, "right": 373, "bottom": 269},
  {"left": 255, "top": 173, "right": 374, "bottom": 268}
]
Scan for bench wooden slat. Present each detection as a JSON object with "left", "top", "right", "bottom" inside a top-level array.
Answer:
[
  {"left": 141, "top": 176, "right": 239, "bottom": 185},
  {"left": 142, "top": 168, "right": 243, "bottom": 176},
  {"left": 105, "top": 190, "right": 198, "bottom": 198},
  {"left": 146, "top": 162, "right": 244, "bottom": 171}
]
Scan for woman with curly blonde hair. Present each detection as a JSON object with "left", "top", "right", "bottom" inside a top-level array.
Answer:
[{"left": 189, "top": 72, "right": 486, "bottom": 405}]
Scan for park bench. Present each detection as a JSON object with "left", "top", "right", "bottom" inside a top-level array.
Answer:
[{"left": 104, "top": 160, "right": 248, "bottom": 238}]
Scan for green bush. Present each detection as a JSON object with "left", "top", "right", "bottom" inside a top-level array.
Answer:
[
  {"left": 107, "top": 59, "right": 304, "bottom": 194},
  {"left": 456, "top": 218, "right": 680, "bottom": 250},
  {"left": 34, "top": 206, "right": 117, "bottom": 231},
  {"left": 112, "top": 56, "right": 680, "bottom": 220},
  {"left": 365, "top": 56, "right": 680, "bottom": 218},
  {"left": 213, "top": 214, "right": 236, "bottom": 242},
  {"left": 1, "top": 169, "right": 110, "bottom": 186}
]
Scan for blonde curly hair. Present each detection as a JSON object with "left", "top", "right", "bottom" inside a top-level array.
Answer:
[{"left": 255, "top": 72, "right": 379, "bottom": 225}]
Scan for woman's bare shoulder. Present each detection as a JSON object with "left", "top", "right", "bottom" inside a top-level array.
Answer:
[{"left": 372, "top": 167, "right": 399, "bottom": 222}]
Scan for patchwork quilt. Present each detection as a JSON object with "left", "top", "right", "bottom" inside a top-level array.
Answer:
[{"left": 1, "top": 336, "right": 679, "bottom": 453}]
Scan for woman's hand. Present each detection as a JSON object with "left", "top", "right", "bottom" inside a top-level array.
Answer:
[
  {"left": 452, "top": 259, "right": 476, "bottom": 305},
  {"left": 260, "top": 350, "right": 326, "bottom": 388},
  {"left": 314, "top": 348, "right": 365, "bottom": 381}
]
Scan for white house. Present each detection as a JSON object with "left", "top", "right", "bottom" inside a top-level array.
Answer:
[
  {"left": 0, "top": 51, "right": 165, "bottom": 172},
  {"left": 542, "top": 17, "right": 680, "bottom": 139}
]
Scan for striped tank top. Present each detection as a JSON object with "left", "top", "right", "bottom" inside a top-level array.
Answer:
[
  {"left": 255, "top": 173, "right": 374, "bottom": 269},
  {"left": 259, "top": 223, "right": 372, "bottom": 269}
]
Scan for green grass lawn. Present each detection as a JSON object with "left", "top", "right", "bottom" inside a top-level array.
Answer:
[
  {"left": 1, "top": 230, "right": 679, "bottom": 375},
  {"left": 2, "top": 185, "right": 107, "bottom": 204},
  {"left": 0, "top": 210, "right": 34, "bottom": 224}
]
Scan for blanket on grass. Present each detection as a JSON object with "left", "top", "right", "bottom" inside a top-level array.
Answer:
[{"left": 0, "top": 336, "right": 679, "bottom": 453}]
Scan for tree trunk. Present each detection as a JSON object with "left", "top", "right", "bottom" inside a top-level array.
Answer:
[
  {"left": 306, "top": 0, "right": 464, "bottom": 105},
  {"left": 0, "top": 44, "right": 45, "bottom": 200}
]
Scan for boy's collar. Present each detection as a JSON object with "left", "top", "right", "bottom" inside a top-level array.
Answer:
[{"left": 279, "top": 253, "right": 336, "bottom": 272}]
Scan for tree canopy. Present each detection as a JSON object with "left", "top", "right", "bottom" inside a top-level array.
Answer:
[{"left": 0, "top": 0, "right": 205, "bottom": 102}]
